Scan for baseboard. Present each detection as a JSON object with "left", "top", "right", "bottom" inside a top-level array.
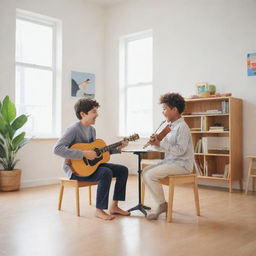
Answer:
[
  {"left": 21, "top": 178, "right": 59, "bottom": 188},
  {"left": 20, "top": 176, "right": 251, "bottom": 192},
  {"left": 198, "top": 179, "right": 247, "bottom": 191},
  {"left": 129, "top": 168, "right": 137, "bottom": 175}
]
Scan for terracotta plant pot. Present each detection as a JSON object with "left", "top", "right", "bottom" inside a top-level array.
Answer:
[{"left": 0, "top": 169, "right": 22, "bottom": 191}]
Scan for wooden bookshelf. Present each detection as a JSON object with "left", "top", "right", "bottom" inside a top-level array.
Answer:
[{"left": 183, "top": 96, "right": 243, "bottom": 192}]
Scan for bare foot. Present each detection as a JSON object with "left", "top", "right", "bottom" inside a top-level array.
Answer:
[
  {"left": 95, "top": 209, "right": 115, "bottom": 220},
  {"left": 109, "top": 206, "right": 131, "bottom": 216}
]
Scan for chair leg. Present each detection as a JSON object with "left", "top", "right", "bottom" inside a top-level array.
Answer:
[
  {"left": 245, "top": 159, "right": 252, "bottom": 194},
  {"left": 141, "top": 182, "right": 145, "bottom": 205},
  {"left": 58, "top": 183, "right": 64, "bottom": 211},
  {"left": 229, "top": 180, "right": 233, "bottom": 193},
  {"left": 193, "top": 179, "right": 200, "bottom": 216},
  {"left": 89, "top": 186, "right": 92, "bottom": 205},
  {"left": 76, "top": 185, "right": 80, "bottom": 217},
  {"left": 252, "top": 177, "right": 255, "bottom": 192},
  {"left": 239, "top": 180, "right": 243, "bottom": 191},
  {"left": 167, "top": 182, "right": 174, "bottom": 223},
  {"left": 245, "top": 176, "right": 250, "bottom": 194}
]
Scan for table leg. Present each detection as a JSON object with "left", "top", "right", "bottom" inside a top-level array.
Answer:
[{"left": 128, "top": 152, "right": 151, "bottom": 215}]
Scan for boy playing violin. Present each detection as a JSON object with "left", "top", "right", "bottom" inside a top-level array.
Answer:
[{"left": 142, "top": 93, "right": 194, "bottom": 220}]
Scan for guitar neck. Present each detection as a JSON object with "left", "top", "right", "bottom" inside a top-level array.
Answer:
[{"left": 100, "top": 140, "right": 124, "bottom": 153}]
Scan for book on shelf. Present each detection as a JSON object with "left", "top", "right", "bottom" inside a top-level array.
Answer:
[
  {"left": 211, "top": 164, "right": 230, "bottom": 178},
  {"left": 201, "top": 116, "right": 207, "bottom": 131},
  {"left": 207, "top": 137, "right": 229, "bottom": 152},
  {"left": 221, "top": 101, "right": 229, "bottom": 114},
  {"left": 195, "top": 137, "right": 229, "bottom": 154},
  {"left": 194, "top": 161, "right": 200, "bottom": 175},
  {"left": 207, "top": 149, "right": 229, "bottom": 154},
  {"left": 190, "top": 127, "right": 201, "bottom": 131},
  {"left": 190, "top": 112, "right": 206, "bottom": 115},
  {"left": 205, "top": 110, "right": 222, "bottom": 114},
  {"left": 205, "top": 161, "right": 209, "bottom": 176},
  {"left": 194, "top": 159, "right": 204, "bottom": 176},
  {"left": 212, "top": 173, "right": 224, "bottom": 178},
  {"left": 209, "top": 126, "right": 224, "bottom": 132},
  {"left": 194, "top": 139, "right": 202, "bottom": 153},
  {"left": 190, "top": 109, "right": 222, "bottom": 115},
  {"left": 202, "top": 137, "right": 208, "bottom": 153},
  {"left": 223, "top": 164, "right": 230, "bottom": 178}
]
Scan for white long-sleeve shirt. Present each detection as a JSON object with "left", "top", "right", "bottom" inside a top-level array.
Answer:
[{"left": 159, "top": 117, "right": 194, "bottom": 171}]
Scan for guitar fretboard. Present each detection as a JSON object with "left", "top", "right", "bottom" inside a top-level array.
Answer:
[
  {"left": 96, "top": 134, "right": 139, "bottom": 154},
  {"left": 99, "top": 141, "right": 124, "bottom": 153}
]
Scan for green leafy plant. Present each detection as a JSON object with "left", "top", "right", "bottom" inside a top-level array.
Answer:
[{"left": 0, "top": 96, "right": 29, "bottom": 170}]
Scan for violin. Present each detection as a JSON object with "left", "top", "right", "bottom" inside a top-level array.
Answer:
[{"left": 143, "top": 121, "right": 171, "bottom": 149}]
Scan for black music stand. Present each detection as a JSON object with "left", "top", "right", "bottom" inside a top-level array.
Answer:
[{"left": 123, "top": 149, "right": 158, "bottom": 216}]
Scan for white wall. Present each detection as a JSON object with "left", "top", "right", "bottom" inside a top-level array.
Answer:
[
  {"left": 0, "top": 0, "right": 106, "bottom": 187},
  {"left": 1, "top": 0, "right": 256, "bottom": 189},
  {"left": 104, "top": 0, "right": 256, "bottom": 188}
]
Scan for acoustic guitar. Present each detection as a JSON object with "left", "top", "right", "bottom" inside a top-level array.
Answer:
[{"left": 70, "top": 134, "right": 139, "bottom": 177}]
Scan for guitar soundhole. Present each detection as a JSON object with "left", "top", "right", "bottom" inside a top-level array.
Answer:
[{"left": 83, "top": 156, "right": 103, "bottom": 166}]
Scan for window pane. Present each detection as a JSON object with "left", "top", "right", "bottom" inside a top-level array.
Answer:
[
  {"left": 16, "top": 19, "right": 53, "bottom": 67},
  {"left": 127, "top": 37, "right": 152, "bottom": 84},
  {"left": 16, "top": 66, "right": 53, "bottom": 136},
  {"left": 126, "top": 85, "right": 152, "bottom": 137}
]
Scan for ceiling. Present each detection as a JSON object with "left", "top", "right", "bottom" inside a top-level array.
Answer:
[{"left": 86, "top": 0, "right": 130, "bottom": 7}]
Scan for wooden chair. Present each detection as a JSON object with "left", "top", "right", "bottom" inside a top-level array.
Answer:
[
  {"left": 245, "top": 156, "right": 256, "bottom": 194},
  {"left": 159, "top": 174, "right": 200, "bottom": 222},
  {"left": 141, "top": 163, "right": 200, "bottom": 222},
  {"left": 58, "top": 178, "right": 98, "bottom": 216}
]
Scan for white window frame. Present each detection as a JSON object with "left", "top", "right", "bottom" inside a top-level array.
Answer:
[
  {"left": 15, "top": 9, "right": 62, "bottom": 138},
  {"left": 119, "top": 30, "right": 153, "bottom": 137}
]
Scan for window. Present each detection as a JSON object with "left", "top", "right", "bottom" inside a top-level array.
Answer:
[
  {"left": 15, "top": 10, "right": 62, "bottom": 138},
  {"left": 119, "top": 31, "right": 153, "bottom": 137}
]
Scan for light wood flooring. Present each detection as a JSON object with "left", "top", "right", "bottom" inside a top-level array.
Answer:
[{"left": 0, "top": 175, "right": 256, "bottom": 256}]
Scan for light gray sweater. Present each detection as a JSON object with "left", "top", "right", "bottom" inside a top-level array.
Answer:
[{"left": 54, "top": 121, "right": 120, "bottom": 178}]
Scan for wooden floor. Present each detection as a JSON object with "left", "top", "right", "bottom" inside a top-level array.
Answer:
[{"left": 0, "top": 175, "right": 256, "bottom": 256}]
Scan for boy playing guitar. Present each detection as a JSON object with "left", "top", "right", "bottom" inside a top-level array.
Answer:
[{"left": 54, "top": 98, "right": 130, "bottom": 220}]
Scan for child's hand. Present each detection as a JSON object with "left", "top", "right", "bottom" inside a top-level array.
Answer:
[
  {"left": 118, "top": 140, "right": 129, "bottom": 150},
  {"left": 149, "top": 135, "right": 160, "bottom": 147},
  {"left": 83, "top": 150, "right": 97, "bottom": 160}
]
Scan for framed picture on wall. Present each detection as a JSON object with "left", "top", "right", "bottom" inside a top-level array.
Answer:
[
  {"left": 71, "top": 71, "right": 95, "bottom": 98},
  {"left": 195, "top": 82, "right": 209, "bottom": 96},
  {"left": 247, "top": 53, "right": 256, "bottom": 76}
]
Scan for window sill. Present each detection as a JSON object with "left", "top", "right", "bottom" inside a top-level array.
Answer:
[
  {"left": 117, "top": 135, "right": 149, "bottom": 140},
  {"left": 28, "top": 137, "right": 59, "bottom": 141}
]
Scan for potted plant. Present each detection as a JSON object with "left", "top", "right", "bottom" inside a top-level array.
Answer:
[{"left": 0, "top": 96, "right": 29, "bottom": 191}]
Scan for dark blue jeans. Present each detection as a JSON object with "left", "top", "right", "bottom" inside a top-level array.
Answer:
[{"left": 71, "top": 163, "right": 129, "bottom": 210}]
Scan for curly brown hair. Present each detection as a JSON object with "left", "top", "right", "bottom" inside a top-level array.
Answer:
[
  {"left": 74, "top": 98, "right": 100, "bottom": 120},
  {"left": 159, "top": 93, "right": 185, "bottom": 114}
]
